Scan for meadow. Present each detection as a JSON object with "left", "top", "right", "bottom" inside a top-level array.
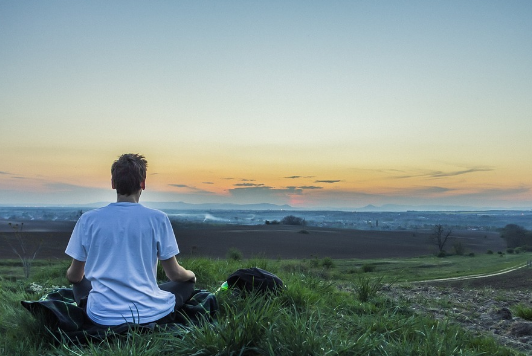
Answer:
[{"left": 1, "top": 251, "right": 530, "bottom": 356}]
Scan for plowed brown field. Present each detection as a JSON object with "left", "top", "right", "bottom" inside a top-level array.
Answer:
[{"left": 0, "top": 220, "right": 506, "bottom": 261}]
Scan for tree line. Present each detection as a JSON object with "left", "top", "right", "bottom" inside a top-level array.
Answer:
[
  {"left": 265, "top": 215, "right": 306, "bottom": 226},
  {"left": 500, "top": 224, "right": 532, "bottom": 249}
]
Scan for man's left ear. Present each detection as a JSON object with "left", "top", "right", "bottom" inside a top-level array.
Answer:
[{"left": 140, "top": 180, "right": 146, "bottom": 190}]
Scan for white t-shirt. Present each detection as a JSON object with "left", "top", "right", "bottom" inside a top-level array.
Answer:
[{"left": 65, "top": 202, "right": 179, "bottom": 326}]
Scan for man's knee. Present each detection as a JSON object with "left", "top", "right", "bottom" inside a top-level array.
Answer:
[{"left": 159, "top": 280, "right": 195, "bottom": 308}]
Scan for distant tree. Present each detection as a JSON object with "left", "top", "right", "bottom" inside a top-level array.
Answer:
[
  {"left": 281, "top": 215, "right": 306, "bottom": 226},
  {"left": 432, "top": 224, "right": 452, "bottom": 254},
  {"left": 3, "top": 223, "right": 43, "bottom": 278},
  {"left": 500, "top": 224, "right": 532, "bottom": 248},
  {"left": 453, "top": 241, "right": 465, "bottom": 256}
]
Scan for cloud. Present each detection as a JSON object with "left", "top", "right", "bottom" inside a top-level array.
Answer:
[
  {"left": 399, "top": 186, "right": 454, "bottom": 195},
  {"left": 46, "top": 183, "right": 96, "bottom": 191},
  {"left": 393, "top": 167, "right": 493, "bottom": 179},
  {"left": 230, "top": 186, "right": 301, "bottom": 195},
  {"left": 0, "top": 171, "right": 27, "bottom": 179},
  {"left": 298, "top": 186, "right": 323, "bottom": 190},
  {"left": 429, "top": 168, "right": 493, "bottom": 178},
  {"left": 366, "top": 185, "right": 530, "bottom": 206},
  {"left": 0, "top": 183, "right": 113, "bottom": 205},
  {"left": 228, "top": 186, "right": 303, "bottom": 204},
  {"left": 315, "top": 180, "right": 341, "bottom": 184},
  {"left": 393, "top": 173, "right": 423, "bottom": 179},
  {"left": 202, "top": 182, "right": 214, "bottom": 184},
  {"left": 466, "top": 186, "right": 530, "bottom": 198},
  {"left": 222, "top": 178, "right": 257, "bottom": 183},
  {"left": 284, "top": 175, "right": 315, "bottom": 179},
  {"left": 292, "top": 184, "right": 466, "bottom": 209},
  {"left": 168, "top": 183, "right": 215, "bottom": 195},
  {"left": 285, "top": 186, "right": 304, "bottom": 192},
  {"left": 44, "top": 182, "right": 113, "bottom": 199},
  {"left": 234, "top": 183, "right": 265, "bottom": 187}
]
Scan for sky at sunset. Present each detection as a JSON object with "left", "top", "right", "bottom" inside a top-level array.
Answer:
[{"left": 1, "top": 1, "right": 531, "bottom": 210}]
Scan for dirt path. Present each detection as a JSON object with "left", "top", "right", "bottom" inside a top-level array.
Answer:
[{"left": 416, "top": 263, "right": 528, "bottom": 284}]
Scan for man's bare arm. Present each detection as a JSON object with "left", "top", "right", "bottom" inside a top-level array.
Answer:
[
  {"left": 66, "top": 259, "right": 86, "bottom": 284},
  {"left": 160, "top": 256, "right": 196, "bottom": 282}
]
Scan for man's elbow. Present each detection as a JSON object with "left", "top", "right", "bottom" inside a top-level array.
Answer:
[{"left": 66, "top": 270, "right": 83, "bottom": 284}]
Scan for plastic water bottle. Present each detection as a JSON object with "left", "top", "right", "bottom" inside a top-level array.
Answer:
[{"left": 216, "top": 281, "right": 228, "bottom": 294}]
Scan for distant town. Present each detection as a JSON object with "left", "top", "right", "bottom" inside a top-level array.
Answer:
[{"left": 1, "top": 205, "right": 531, "bottom": 231}]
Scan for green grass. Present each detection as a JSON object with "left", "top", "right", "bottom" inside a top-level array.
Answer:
[
  {"left": 0, "top": 254, "right": 528, "bottom": 356},
  {"left": 512, "top": 304, "right": 532, "bottom": 321},
  {"left": 333, "top": 253, "right": 531, "bottom": 283},
  {"left": 0, "top": 258, "right": 70, "bottom": 280}
]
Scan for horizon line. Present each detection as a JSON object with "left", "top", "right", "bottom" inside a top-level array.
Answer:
[{"left": 0, "top": 201, "right": 531, "bottom": 213}]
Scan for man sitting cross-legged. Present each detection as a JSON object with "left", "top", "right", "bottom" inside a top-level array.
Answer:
[{"left": 65, "top": 153, "right": 196, "bottom": 326}]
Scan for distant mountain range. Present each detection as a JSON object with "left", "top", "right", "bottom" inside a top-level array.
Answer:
[{"left": 354, "top": 204, "right": 531, "bottom": 212}]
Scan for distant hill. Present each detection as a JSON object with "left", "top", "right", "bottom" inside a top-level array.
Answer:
[{"left": 355, "top": 204, "right": 507, "bottom": 212}]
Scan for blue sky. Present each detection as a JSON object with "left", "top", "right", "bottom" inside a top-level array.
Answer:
[{"left": 1, "top": 1, "right": 531, "bottom": 209}]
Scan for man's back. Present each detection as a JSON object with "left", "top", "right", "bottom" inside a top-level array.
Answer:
[{"left": 66, "top": 202, "right": 179, "bottom": 325}]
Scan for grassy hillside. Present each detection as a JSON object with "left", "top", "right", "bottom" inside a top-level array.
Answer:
[{"left": 0, "top": 254, "right": 528, "bottom": 356}]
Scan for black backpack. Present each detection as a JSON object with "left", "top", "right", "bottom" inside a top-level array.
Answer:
[{"left": 226, "top": 267, "right": 284, "bottom": 294}]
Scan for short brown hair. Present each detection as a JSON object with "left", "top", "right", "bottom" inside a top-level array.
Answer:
[{"left": 111, "top": 153, "right": 148, "bottom": 195}]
